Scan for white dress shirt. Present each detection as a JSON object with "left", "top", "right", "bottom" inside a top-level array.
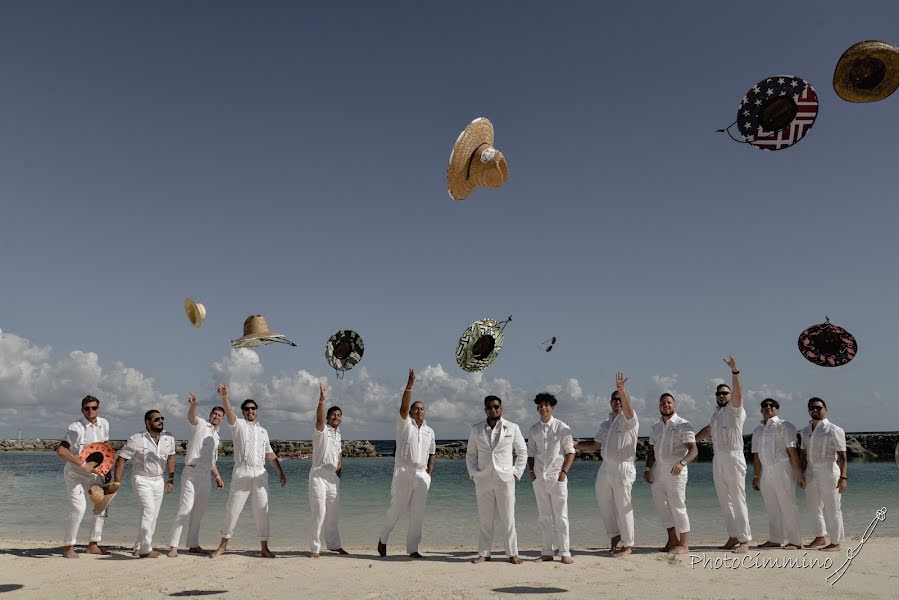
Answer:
[
  {"left": 312, "top": 425, "right": 342, "bottom": 471},
  {"left": 710, "top": 403, "right": 746, "bottom": 453},
  {"left": 649, "top": 413, "right": 696, "bottom": 463},
  {"left": 595, "top": 412, "right": 639, "bottom": 463},
  {"left": 118, "top": 431, "right": 177, "bottom": 478},
  {"left": 62, "top": 417, "right": 110, "bottom": 474},
  {"left": 800, "top": 419, "right": 846, "bottom": 466},
  {"left": 395, "top": 415, "right": 435, "bottom": 471},
  {"left": 751, "top": 416, "right": 798, "bottom": 466},
  {"left": 184, "top": 417, "right": 220, "bottom": 470},
  {"left": 231, "top": 418, "right": 274, "bottom": 471},
  {"left": 527, "top": 417, "right": 575, "bottom": 480}
]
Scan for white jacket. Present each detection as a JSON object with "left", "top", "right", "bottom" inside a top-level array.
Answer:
[{"left": 466, "top": 417, "right": 527, "bottom": 483}]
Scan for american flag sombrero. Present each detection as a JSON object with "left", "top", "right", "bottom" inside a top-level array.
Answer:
[{"left": 735, "top": 75, "right": 819, "bottom": 151}]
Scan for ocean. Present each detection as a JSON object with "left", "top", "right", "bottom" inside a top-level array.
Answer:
[{"left": 1, "top": 452, "right": 897, "bottom": 551}]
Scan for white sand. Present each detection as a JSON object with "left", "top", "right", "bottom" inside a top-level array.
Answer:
[{"left": 0, "top": 534, "right": 894, "bottom": 599}]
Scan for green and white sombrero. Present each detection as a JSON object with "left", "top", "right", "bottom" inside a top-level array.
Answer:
[
  {"left": 326, "top": 329, "right": 364, "bottom": 374},
  {"left": 455, "top": 317, "right": 510, "bottom": 373}
]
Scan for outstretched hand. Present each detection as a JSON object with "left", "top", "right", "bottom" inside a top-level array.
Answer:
[
  {"left": 407, "top": 369, "right": 415, "bottom": 389},
  {"left": 217, "top": 384, "right": 228, "bottom": 399},
  {"left": 319, "top": 383, "right": 326, "bottom": 404},
  {"left": 616, "top": 371, "right": 628, "bottom": 390},
  {"left": 188, "top": 393, "right": 198, "bottom": 406},
  {"left": 724, "top": 356, "right": 738, "bottom": 372}
]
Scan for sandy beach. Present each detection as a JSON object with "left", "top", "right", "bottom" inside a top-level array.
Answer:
[{"left": 0, "top": 534, "right": 894, "bottom": 600}]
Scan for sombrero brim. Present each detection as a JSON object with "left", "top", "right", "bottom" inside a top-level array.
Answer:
[
  {"left": 797, "top": 323, "right": 858, "bottom": 367},
  {"left": 91, "top": 487, "right": 119, "bottom": 515},
  {"left": 455, "top": 319, "right": 504, "bottom": 373},
  {"left": 231, "top": 333, "right": 297, "bottom": 348},
  {"left": 80, "top": 442, "right": 116, "bottom": 476},
  {"left": 184, "top": 298, "right": 206, "bottom": 328},
  {"left": 736, "top": 75, "right": 818, "bottom": 151},
  {"left": 325, "top": 330, "right": 365, "bottom": 371},
  {"left": 834, "top": 41, "right": 899, "bottom": 103},
  {"left": 447, "top": 118, "right": 494, "bottom": 201}
]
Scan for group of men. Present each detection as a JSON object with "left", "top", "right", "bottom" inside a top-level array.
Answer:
[{"left": 58, "top": 358, "right": 848, "bottom": 561}]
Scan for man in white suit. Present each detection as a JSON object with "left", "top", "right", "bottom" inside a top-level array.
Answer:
[{"left": 466, "top": 395, "right": 528, "bottom": 564}]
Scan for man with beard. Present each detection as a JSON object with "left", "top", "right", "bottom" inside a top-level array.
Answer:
[
  {"left": 310, "top": 384, "right": 348, "bottom": 558},
  {"left": 800, "top": 398, "right": 847, "bottom": 552},
  {"left": 167, "top": 393, "right": 225, "bottom": 557},
  {"left": 114, "top": 409, "right": 177, "bottom": 558},
  {"left": 645, "top": 393, "right": 697, "bottom": 555},
  {"left": 695, "top": 356, "right": 751, "bottom": 553}
]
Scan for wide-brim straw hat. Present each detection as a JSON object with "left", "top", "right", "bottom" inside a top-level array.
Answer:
[
  {"left": 325, "top": 330, "right": 365, "bottom": 371},
  {"left": 447, "top": 117, "right": 510, "bottom": 201},
  {"left": 797, "top": 319, "right": 858, "bottom": 367},
  {"left": 834, "top": 41, "right": 899, "bottom": 103},
  {"left": 231, "top": 314, "right": 297, "bottom": 348},
  {"left": 79, "top": 442, "right": 116, "bottom": 476},
  {"left": 88, "top": 484, "right": 119, "bottom": 515},
  {"left": 455, "top": 319, "right": 505, "bottom": 373},
  {"left": 183, "top": 297, "right": 206, "bottom": 328}
]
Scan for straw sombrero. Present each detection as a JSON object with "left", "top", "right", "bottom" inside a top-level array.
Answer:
[
  {"left": 88, "top": 483, "right": 120, "bottom": 516},
  {"left": 79, "top": 442, "right": 116, "bottom": 476},
  {"left": 325, "top": 330, "right": 364, "bottom": 373},
  {"left": 798, "top": 318, "right": 858, "bottom": 367},
  {"left": 735, "top": 75, "right": 819, "bottom": 151},
  {"left": 447, "top": 117, "right": 509, "bottom": 201},
  {"left": 834, "top": 41, "right": 899, "bottom": 103},
  {"left": 184, "top": 297, "right": 206, "bottom": 328},
  {"left": 455, "top": 318, "right": 508, "bottom": 373},
  {"left": 231, "top": 315, "right": 297, "bottom": 348}
]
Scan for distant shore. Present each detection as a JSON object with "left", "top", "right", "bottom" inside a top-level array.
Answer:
[{"left": 2, "top": 432, "right": 897, "bottom": 461}]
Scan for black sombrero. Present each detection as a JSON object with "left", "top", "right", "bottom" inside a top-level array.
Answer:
[
  {"left": 455, "top": 316, "right": 511, "bottom": 373},
  {"left": 798, "top": 318, "right": 857, "bottom": 367},
  {"left": 326, "top": 330, "right": 364, "bottom": 375}
]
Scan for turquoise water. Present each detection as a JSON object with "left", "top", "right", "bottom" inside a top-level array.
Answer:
[{"left": 1, "top": 453, "right": 896, "bottom": 551}]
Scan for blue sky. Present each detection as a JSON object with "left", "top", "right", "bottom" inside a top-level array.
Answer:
[{"left": 2, "top": 1, "right": 898, "bottom": 440}]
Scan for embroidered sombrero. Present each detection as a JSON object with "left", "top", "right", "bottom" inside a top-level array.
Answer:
[
  {"left": 231, "top": 315, "right": 297, "bottom": 349},
  {"left": 447, "top": 117, "right": 509, "bottom": 201},
  {"left": 184, "top": 297, "right": 206, "bottom": 328},
  {"left": 88, "top": 482, "right": 120, "bottom": 516},
  {"left": 455, "top": 317, "right": 510, "bottom": 373},
  {"left": 834, "top": 41, "right": 899, "bottom": 103},
  {"left": 798, "top": 318, "right": 858, "bottom": 367},
  {"left": 734, "top": 75, "right": 819, "bottom": 151},
  {"left": 80, "top": 442, "right": 116, "bottom": 476},
  {"left": 325, "top": 330, "right": 364, "bottom": 373}
]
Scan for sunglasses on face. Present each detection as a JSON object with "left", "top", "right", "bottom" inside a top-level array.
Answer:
[
  {"left": 761, "top": 403, "right": 777, "bottom": 409},
  {"left": 808, "top": 406, "right": 825, "bottom": 412},
  {"left": 242, "top": 407, "right": 258, "bottom": 412},
  {"left": 82, "top": 406, "right": 99, "bottom": 412},
  {"left": 151, "top": 417, "right": 164, "bottom": 422},
  {"left": 486, "top": 405, "right": 501, "bottom": 410},
  {"left": 611, "top": 397, "right": 622, "bottom": 402},
  {"left": 715, "top": 391, "right": 731, "bottom": 397}
]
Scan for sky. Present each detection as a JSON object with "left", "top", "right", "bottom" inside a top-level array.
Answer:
[{"left": 2, "top": 1, "right": 898, "bottom": 441}]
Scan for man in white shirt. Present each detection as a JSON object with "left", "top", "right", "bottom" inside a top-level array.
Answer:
[
  {"left": 751, "top": 398, "right": 804, "bottom": 549},
  {"left": 800, "top": 397, "right": 847, "bottom": 552},
  {"left": 310, "top": 384, "right": 348, "bottom": 558},
  {"left": 466, "top": 395, "right": 528, "bottom": 565},
  {"left": 114, "top": 409, "right": 177, "bottom": 558},
  {"left": 575, "top": 371, "right": 639, "bottom": 557},
  {"left": 167, "top": 393, "right": 225, "bottom": 557},
  {"left": 527, "top": 392, "right": 575, "bottom": 563},
  {"left": 211, "top": 385, "right": 287, "bottom": 559},
  {"left": 695, "top": 356, "right": 751, "bottom": 554},
  {"left": 56, "top": 395, "right": 111, "bottom": 559},
  {"left": 378, "top": 369, "right": 436, "bottom": 558},
  {"left": 645, "top": 393, "right": 697, "bottom": 555}
]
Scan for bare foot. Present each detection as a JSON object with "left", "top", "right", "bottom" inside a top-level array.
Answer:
[
  {"left": 377, "top": 540, "right": 387, "bottom": 557},
  {"left": 805, "top": 537, "right": 826, "bottom": 548},
  {"left": 509, "top": 556, "right": 523, "bottom": 564},
  {"left": 62, "top": 547, "right": 79, "bottom": 559},
  {"left": 720, "top": 537, "right": 739, "bottom": 550},
  {"left": 139, "top": 551, "right": 161, "bottom": 558},
  {"left": 613, "top": 547, "right": 632, "bottom": 557},
  {"left": 471, "top": 555, "right": 491, "bottom": 564},
  {"left": 539, "top": 555, "right": 554, "bottom": 562},
  {"left": 820, "top": 544, "right": 841, "bottom": 553},
  {"left": 409, "top": 552, "right": 423, "bottom": 559},
  {"left": 85, "top": 543, "right": 108, "bottom": 555},
  {"left": 167, "top": 548, "right": 179, "bottom": 558},
  {"left": 784, "top": 544, "right": 801, "bottom": 550},
  {"left": 732, "top": 543, "right": 749, "bottom": 554},
  {"left": 311, "top": 553, "right": 320, "bottom": 559},
  {"left": 669, "top": 545, "right": 689, "bottom": 555},
  {"left": 757, "top": 541, "right": 781, "bottom": 548},
  {"left": 560, "top": 556, "right": 574, "bottom": 564},
  {"left": 188, "top": 547, "right": 210, "bottom": 555},
  {"left": 210, "top": 546, "right": 227, "bottom": 559},
  {"left": 332, "top": 548, "right": 349, "bottom": 555},
  {"left": 260, "top": 549, "right": 276, "bottom": 558}
]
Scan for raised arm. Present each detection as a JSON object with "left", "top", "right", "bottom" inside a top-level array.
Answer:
[
  {"left": 217, "top": 384, "right": 237, "bottom": 426},
  {"left": 315, "top": 384, "right": 326, "bottom": 432},
  {"left": 187, "top": 393, "right": 199, "bottom": 426},
  {"left": 695, "top": 425, "right": 712, "bottom": 442},
  {"left": 399, "top": 369, "right": 415, "bottom": 419},
  {"left": 725, "top": 356, "right": 742, "bottom": 408},
  {"left": 617, "top": 371, "right": 635, "bottom": 419}
]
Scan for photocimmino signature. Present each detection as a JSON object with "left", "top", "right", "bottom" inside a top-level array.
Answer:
[{"left": 826, "top": 506, "right": 887, "bottom": 586}]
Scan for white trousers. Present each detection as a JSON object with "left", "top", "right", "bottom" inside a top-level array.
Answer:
[
  {"left": 309, "top": 467, "right": 341, "bottom": 553},
  {"left": 379, "top": 468, "right": 431, "bottom": 553},
  {"left": 221, "top": 467, "right": 270, "bottom": 541},
  {"left": 596, "top": 460, "right": 636, "bottom": 547},
  {"left": 760, "top": 461, "right": 801, "bottom": 546},
  {"left": 532, "top": 478, "right": 570, "bottom": 557},
  {"left": 168, "top": 466, "right": 212, "bottom": 548},
  {"left": 474, "top": 475, "right": 518, "bottom": 557},
  {"left": 651, "top": 462, "right": 690, "bottom": 535},
  {"left": 64, "top": 468, "right": 105, "bottom": 546},
  {"left": 806, "top": 463, "right": 844, "bottom": 543},
  {"left": 712, "top": 452, "right": 752, "bottom": 543},
  {"left": 132, "top": 474, "right": 165, "bottom": 554}
]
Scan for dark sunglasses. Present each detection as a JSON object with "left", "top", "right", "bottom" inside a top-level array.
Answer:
[
  {"left": 808, "top": 406, "right": 825, "bottom": 412},
  {"left": 242, "top": 406, "right": 258, "bottom": 411},
  {"left": 611, "top": 397, "right": 622, "bottom": 402},
  {"left": 715, "top": 391, "right": 731, "bottom": 397},
  {"left": 82, "top": 405, "right": 99, "bottom": 411},
  {"left": 152, "top": 417, "right": 165, "bottom": 422},
  {"left": 486, "top": 404, "right": 501, "bottom": 410},
  {"left": 761, "top": 403, "right": 777, "bottom": 409}
]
